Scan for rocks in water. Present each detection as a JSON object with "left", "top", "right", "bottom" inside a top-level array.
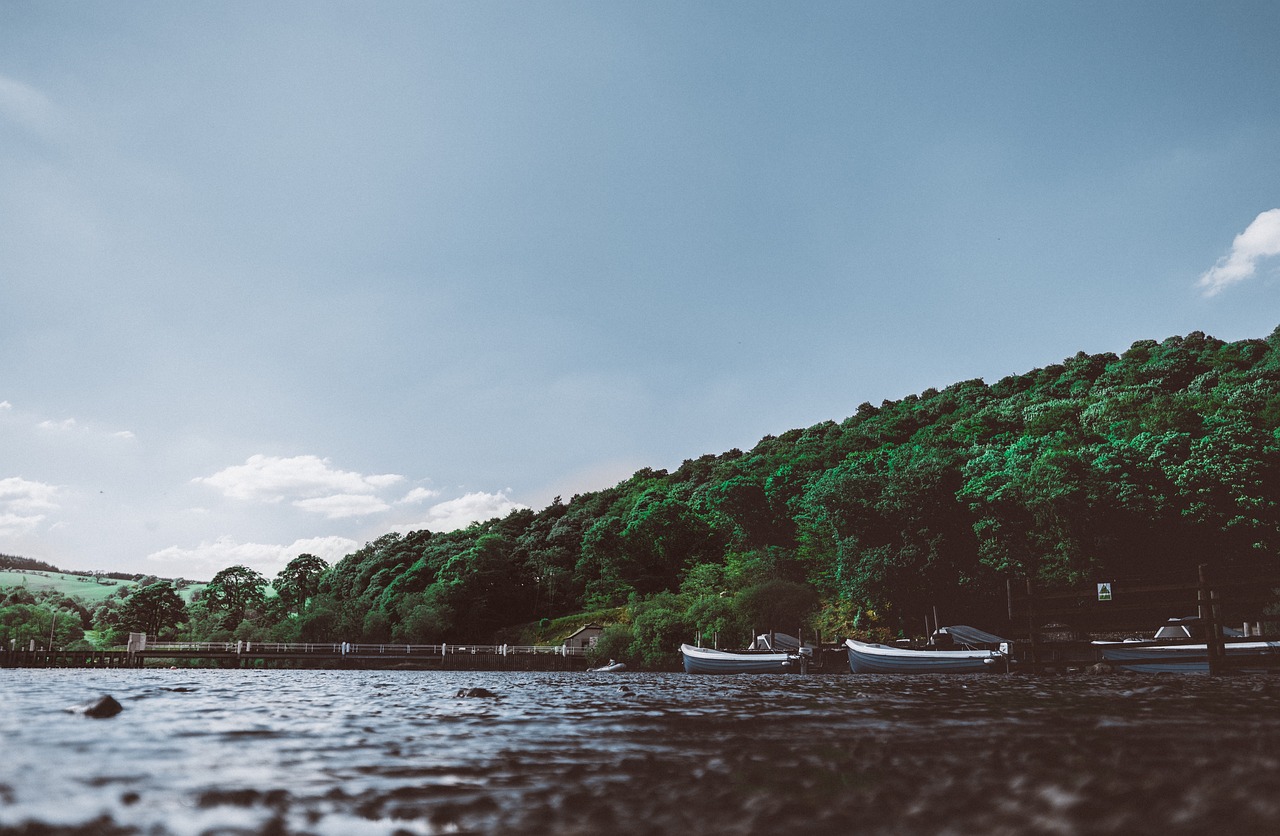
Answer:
[
  {"left": 455, "top": 687, "right": 499, "bottom": 699},
  {"left": 67, "top": 695, "right": 124, "bottom": 718}
]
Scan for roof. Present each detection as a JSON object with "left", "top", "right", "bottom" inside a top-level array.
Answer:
[{"left": 938, "top": 625, "right": 1009, "bottom": 647}]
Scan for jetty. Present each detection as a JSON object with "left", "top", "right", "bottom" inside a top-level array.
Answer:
[{"left": 1, "top": 641, "right": 590, "bottom": 670}]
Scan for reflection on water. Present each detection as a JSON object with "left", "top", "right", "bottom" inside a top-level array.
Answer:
[{"left": 2, "top": 668, "right": 1280, "bottom": 834}]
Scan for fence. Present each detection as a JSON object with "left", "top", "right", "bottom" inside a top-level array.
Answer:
[{"left": 139, "top": 641, "right": 588, "bottom": 657}]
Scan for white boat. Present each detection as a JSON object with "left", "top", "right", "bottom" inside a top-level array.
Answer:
[
  {"left": 845, "top": 626, "right": 1010, "bottom": 674},
  {"left": 1092, "top": 616, "right": 1280, "bottom": 673},
  {"left": 680, "top": 637, "right": 814, "bottom": 675}
]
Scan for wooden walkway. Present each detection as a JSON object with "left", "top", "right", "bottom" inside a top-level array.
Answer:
[
  {"left": 1, "top": 649, "right": 142, "bottom": 668},
  {"left": 1, "top": 642, "right": 590, "bottom": 671}
]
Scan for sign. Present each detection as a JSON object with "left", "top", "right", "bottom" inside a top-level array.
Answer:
[{"left": 1097, "top": 582, "right": 1113, "bottom": 601}]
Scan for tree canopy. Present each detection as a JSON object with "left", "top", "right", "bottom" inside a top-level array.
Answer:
[{"left": 12, "top": 326, "right": 1279, "bottom": 665}]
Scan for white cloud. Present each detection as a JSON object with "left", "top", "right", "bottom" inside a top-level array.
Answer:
[
  {"left": 28, "top": 413, "right": 135, "bottom": 443},
  {"left": 147, "top": 535, "right": 359, "bottom": 575},
  {"left": 0, "top": 476, "right": 60, "bottom": 536},
  {"left": 0, "top": 75, "right": 58, "bottom": 137},
  {"left": 292, "top": 493, "right": 391, "bottom": 519},
  {"left": 396, "top": 486, "right": 441, "bottom": 505},
  {"left": 1198, "top": 209, "right": 1280, "bottom": 296},
  {"left": 399, "top": 491, "right": 527, "bottom": 534},
  {"left": 195, "top": 455, "right": 404, "bottom": 512},
  {"left": 0, "top": 401, "right": 12, "bottom": 410}
]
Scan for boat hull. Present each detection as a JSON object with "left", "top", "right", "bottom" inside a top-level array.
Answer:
[
  {"left": 588, "top": 662, "right": 627, "bottom": 673},
  {"left": 845, "top": 639, "right": 1001, "bottom": 674},
  {"left": 1095, "top": 640, "right": 1280, "bottom": 674},
  {"left": 680, "top": 644, "right": 795, "bottom": 674}
]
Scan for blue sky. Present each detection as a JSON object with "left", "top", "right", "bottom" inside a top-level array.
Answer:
[{"left": 2, "top": 1, "right": 1279, "bottom": 579}]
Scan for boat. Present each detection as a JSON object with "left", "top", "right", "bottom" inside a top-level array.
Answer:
[
  {"left": 1092, "top": 616, "right": 1280, "bottom": 674},
  {"left": 681, "top": 634, "right": 815, "bottom": 675},
  {"left": 588, "top": 660, "right": 628, "bottom": 672},
  {"left": 845, "top": 625, "right": 1011, "bottom": 674}
]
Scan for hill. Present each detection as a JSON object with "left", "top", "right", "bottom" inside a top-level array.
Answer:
[
  {"left": 0, "top": 569, "right": 207, "bottom": 605},
  {"left": 8, "top": 326, "right": 1280, "bottom": 666},
  {"left": 280, "top": 326, "right": 1280, "bottom": 664}
]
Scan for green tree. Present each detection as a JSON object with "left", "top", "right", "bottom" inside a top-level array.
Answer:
[
  {"left": 117, "top": 582, "right": 188, "bottom": 637},
  {"left": 732, "top": 580, "right": 819, "bottom": 638},
  {"left": 203, "top": 565, "right": 268, "bottom": 627},
  {"left": 0, "top": 603, "right": 84, "bottom": 649},
  {"left": 274, "top": 553, "right": 330, "bottom": 615}
]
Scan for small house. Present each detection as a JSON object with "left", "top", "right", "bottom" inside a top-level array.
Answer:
[{"left": 564, "top": 624, "right": 604, "bottom": 650}]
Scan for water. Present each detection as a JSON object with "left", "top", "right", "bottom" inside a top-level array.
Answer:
[{"left": 2, "top": 669, "right": 1280, "bottom": 834}]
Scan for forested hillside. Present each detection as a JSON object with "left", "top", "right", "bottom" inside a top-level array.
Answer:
[
  {"left": 279, "top": 327, "right": 1280, "bottom": 663},
  {"left": 7, "top": 328, "right": 1279, "bottom": 666}
]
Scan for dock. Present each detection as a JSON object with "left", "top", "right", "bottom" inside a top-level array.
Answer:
[{"left": 1, "top": 641, "right": 590, "bottom": 671}]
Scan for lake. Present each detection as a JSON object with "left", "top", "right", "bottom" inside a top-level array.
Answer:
[{"left": 2, "top": 668, "right": 1280, "bottom": 834}]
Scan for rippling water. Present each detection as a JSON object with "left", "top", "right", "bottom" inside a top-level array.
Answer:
[{"left": 2, "top": 668, "right": 1280, "bottom": 834}]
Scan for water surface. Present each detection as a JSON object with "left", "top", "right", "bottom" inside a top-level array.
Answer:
[{"left": 2, "top": 668, "right": 1279, "bottom": 834}]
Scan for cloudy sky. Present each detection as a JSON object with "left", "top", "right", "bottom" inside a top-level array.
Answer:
[{"left": 3, "top": 2, "right": 1279, "bottom": 580}]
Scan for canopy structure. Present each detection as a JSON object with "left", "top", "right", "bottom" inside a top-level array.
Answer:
[
  {"left": 936, "top": 625, "right": 1008, "bottom": 648},
  {"left": 751, "top": 632, "right": 814, "bottom": 651}
]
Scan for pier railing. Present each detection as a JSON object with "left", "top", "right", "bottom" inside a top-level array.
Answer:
[{"left": 138, "top": 641, "right": 588, "bottom": 657}]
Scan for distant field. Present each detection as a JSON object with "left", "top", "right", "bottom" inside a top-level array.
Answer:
[{"left": 0, "top": 569, "right": 207, "bottom": 603}]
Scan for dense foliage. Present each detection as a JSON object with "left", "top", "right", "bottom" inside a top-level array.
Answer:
[
  {"left": 5, "top": 328, "right": 1280, "bottom": 666},
  {"left": 253, "top": 327, "right": 1280, "bottom": 664}
]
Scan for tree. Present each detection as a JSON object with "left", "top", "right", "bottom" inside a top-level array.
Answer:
[
  {"left": 203, "top": 565, "right": 268, "bottom": 627},
  {"left": 118, "top": 582, "right": 188, "bottom": 637},
  {"left": 0, "top": 603, "right": 84, "bottom": 649},
  {"left": 274, "top": 553, "right": 330, "bottom": 616}
]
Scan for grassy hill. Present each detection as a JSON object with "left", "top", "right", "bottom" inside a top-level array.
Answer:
[{"left": 0, "top": 569, "right": 207, "bottom": 604}]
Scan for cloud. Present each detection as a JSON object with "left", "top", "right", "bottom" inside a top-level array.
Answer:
[
  {"left": 195, "top": 455, "right": 404, "bottom": 515},
  {"left": 27, "top": 411, "right": 134, "bottom": 442},
  {"left": 398, "top": 491, "right": 527, "bottom": 534},
  {"left": 147, "top": 535, "right": 359, "bottom": 575},
  {"left": 0, "top": 401, "right": 12, "bottom": 410},
  {"left": 0, "top": 476, "right": 60, "bottom": 536},
  {"left": 0, "top": 75, "right": 58, "bottom": 137},
  {"left": 1198, "top": 209, "right": 1280, "bottom": 296},
  {"left": 292, "top": 493, "right": 391, "bottom": 519},
  {"left": 396, "top": 487, "right": 442, "bottom": 505}
]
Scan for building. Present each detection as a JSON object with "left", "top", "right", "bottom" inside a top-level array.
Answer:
[{"left": 563, "top": 624, "right": 605, "bottom": 650}]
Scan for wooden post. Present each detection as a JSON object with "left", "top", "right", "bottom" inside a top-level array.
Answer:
[
  {"left": 1025, "top": 577, "right": 1039, "bottom": 673},
  {"left": 1198, "top": 564, "right": 1222, "bottom": 676},
  {"left": 1211, "top": 588, "right": 1225, "bottom": 670}
]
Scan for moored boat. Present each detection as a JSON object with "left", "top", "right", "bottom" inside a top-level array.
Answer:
[
  {"left": 1092, "top": 616, "right": 1280, "bottom": 674},
  {"left": 845, "top": 626, "right": 1010, "bottom": 674},
  {"left": 680, "top": 641, "right": 813, "bottom": 675},
  {"left": 588, "top": 660, "right": 628, "bottom": 672}
]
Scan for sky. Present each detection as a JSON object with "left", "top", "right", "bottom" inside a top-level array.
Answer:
[{"left": 3, "top": 1, "right": 1280, "bottom": 580}]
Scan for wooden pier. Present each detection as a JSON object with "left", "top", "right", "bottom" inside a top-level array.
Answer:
[
  {"left": 1, "top": 641, "right": 590, "bottom": 671},
  {"left": 1, "top": 649, "right": 142, "bottom": 668}
]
